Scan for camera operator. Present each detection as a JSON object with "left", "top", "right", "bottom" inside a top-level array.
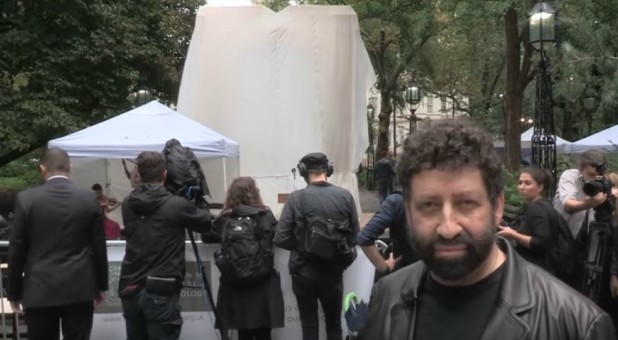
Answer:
[
  {"left": 118, "top": 151, "right": 212, "bottom": 340},
  {"left": 553, "top": 150, "right": 609, "bottom": 238},
  {"left": 554, "top": 149, "right": 618, "bottom": 327}
]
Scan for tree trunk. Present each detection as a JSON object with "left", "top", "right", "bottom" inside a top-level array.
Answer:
[
  {"left": 504, "top": 92, "right": 523, "bottom": 170},
  {"left": 376, "top": 89, "right": 393, "bottom": 161},
  {"left": 504, "top": 6, "right": 523, "bottom": 171}
]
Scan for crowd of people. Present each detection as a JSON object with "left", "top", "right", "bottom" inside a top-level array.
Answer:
[{"left": 3, "top": 118, "right": 618, "bottom": 340}]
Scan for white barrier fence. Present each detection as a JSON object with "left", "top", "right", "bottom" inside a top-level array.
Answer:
[{"left": 0, "top": 241, "right": 375, "bottom": 340}]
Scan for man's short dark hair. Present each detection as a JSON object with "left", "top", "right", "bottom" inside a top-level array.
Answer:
[
  {"left": 136, "top": 152, "right": 166, "bottom": 184},
  {"left": 397, "top": 119, "right": 504, "bottom": 203},
  {"left": 41, "top": 148, "right": 70, "bottom": 173},
  {"left": 578, "top": 149, "right": 607, "bottom": 171},
  {"left": 91, "top": 183, "right": 103, "bottom": 191}
]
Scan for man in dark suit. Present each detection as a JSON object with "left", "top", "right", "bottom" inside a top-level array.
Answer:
[{"left": 7, "top": 148, "right": 109, "bottom": 340}]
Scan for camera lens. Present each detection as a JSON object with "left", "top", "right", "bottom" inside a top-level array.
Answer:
[{"left": 583, "top": 180, "right": 603, "bottom": 196}]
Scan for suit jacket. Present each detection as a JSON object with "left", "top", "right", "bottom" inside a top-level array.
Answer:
[
  {"left": 358, "top": 238, "right": 616, "bottom": 340},
  {"left": 8, "top": 177, "right": 109, "bottom": 308}
]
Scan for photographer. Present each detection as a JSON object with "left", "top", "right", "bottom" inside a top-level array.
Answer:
[
  {"left": 553, "top": 150, "right": 609, "bottom": 238},
  {"left": 118, "top": 151, "right": 212, "bottom": 340},
  {"left": 554, "top": 149, "right": 618, "bottom": 327}
]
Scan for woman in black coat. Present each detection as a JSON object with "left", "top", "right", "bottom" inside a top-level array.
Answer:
[
  {"left": 498, "top": 168, "right": 560, "bottom": 274},
  {"left": 210, "top": 177, "right": 284, "bottom": 340}
]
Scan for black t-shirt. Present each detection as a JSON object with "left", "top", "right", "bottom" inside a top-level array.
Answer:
[{"left": 415, "top": 263, "right": 505, "bottom": 340}]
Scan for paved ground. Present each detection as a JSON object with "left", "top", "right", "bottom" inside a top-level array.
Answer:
[{"left": 358, "top": 188, "right": 380, "bottom": 228}]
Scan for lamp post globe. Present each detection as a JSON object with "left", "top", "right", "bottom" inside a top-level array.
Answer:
[
  {"left": 529, "top": 1, "right": 556, "bottom": 51},
  {"left": 404, "top": 81, "right": 421, "bottom": 133}
]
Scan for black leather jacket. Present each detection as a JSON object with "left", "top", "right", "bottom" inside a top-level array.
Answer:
[{"left": 358, "top": 238, "right": 616, "bottom": 340}]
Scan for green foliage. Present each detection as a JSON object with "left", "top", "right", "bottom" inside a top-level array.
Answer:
[
  {"left": 0, "top": 154, "right": 43, "bottom": 188},
  {"left": 0, "top": 177, "right": 29, "bottom": 190},
  {"left": 0, "top": 0, "right": 201, "bottom": 162},
  {"left": 503, "top": 170, "right": 525, "bottom": 210}
]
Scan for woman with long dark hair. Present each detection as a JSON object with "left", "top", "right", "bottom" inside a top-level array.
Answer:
[
  {"left": 209, "top": 177, "right": 284, "bottom": 340},
  {"left": 498, "top": 168, "right": 562, "bottom": 275}
]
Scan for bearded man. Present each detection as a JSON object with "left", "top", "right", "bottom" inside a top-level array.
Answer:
[{"left": 358, "top": 119, "right": 616, "bottom": 340}]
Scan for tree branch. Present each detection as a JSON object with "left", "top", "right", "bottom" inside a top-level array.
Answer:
[
  {"left": 386, "top": 25, "right": 442, "bottom": 90},
  {"left": 0, "top": 144, "right": 43, "bottom": 169}
]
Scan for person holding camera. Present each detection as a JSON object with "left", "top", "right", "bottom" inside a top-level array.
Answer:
[
  {"left": 118, "top": 151, "right": 212, "bottom": 340},
  {"left": 554, "top": 149, "right": 618, "bottom": 328},
  {"left": 275, "top": 152, "right": 359, "bottom": 340},
  {"left": 553, "top": 150, "right": 609, "bottom": 238}
]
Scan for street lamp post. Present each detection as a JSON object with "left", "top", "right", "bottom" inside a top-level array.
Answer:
[
  {"left": 529, "top": 1, "right": 557, "bottom": 196},
  {"left": 405, "top": 81, "right": 422, "bottom": 133},
  {"left": 582, "top": 85, "right": 599, "bottom": 136}
]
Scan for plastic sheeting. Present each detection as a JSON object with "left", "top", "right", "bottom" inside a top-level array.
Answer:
[{"left": 177, "top": 5, "right": 376, "bottom": 216}]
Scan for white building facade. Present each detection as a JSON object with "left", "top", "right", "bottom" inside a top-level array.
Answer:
[{"left": 367, "top": 88, "right": 469, "bottom": 157}]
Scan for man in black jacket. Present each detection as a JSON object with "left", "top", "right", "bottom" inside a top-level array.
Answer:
[
  {"left": 374, "top": 151, "right": 395, "bottom": 203},
  {"left": 8, "top": 148, "right": 109, "bottom": 340},
  {"left": 275, "top": 152, "right": 359, "bottom": 340},
  {"left": 358, "top": 119, "right": 616, "bottom": 340},
  {"left": 119, "top": 151, "right": 212, "bottom": 340},
  {"left": 357, "top": 192, "right": 417, "bottom": 281}
]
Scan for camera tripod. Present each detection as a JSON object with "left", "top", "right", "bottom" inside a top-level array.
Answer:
[
  {"left": 187, "top": 188, "right": 229, "bottom": 340},
  {"left": 581, "top": 220, "right": 614, "bottom": 304}
]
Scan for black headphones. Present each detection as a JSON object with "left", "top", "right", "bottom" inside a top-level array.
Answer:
[{"left": 297, "top": 159, "right": 334, "bottom": 178}]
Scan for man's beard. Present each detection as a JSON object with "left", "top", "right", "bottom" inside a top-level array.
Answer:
[{"left": 409, "top": 217, "right": 496, "bottom": 281}]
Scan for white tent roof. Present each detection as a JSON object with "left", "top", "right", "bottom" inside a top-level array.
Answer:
[
  {"left": 520, "top": 127, "right": 572, "bottom": 152},
  {"left": 48, "top": 101, "right": 239, "bottom": 158},
  {"left": 569, "top": 124, "right": 618, "bottom": 153},
  {"left": 520, "top": 127, "right": 572, "bottom": 145}
]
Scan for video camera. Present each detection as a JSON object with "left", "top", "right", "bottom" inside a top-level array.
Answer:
[
  {"left": 580, "top": 161, "right": 617, "bottom": 304},
  {"left": 162, "top": 139, "right": 210, "bottom": 207},
  {"left": 583, "top": 162, "right": 614, "bottom": 222}
]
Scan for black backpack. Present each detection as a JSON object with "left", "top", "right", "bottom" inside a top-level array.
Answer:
[
  {"left": 295, "top": 191, "right": 357, "bottom": 268},
  {"left": 214, "top": 210, "right": 274, "bottom": 285}
]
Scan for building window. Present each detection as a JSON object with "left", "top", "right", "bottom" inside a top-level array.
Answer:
[
  {"left": 427, "top": 96, "right": 433, "bottom": 113},
  {"left": 440, "top": 97, "right": 447, "bottom": 113}
]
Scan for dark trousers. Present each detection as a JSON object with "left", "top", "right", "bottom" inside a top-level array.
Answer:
[
  {"left": 238, "top": 327, "right": 272, "bottom": 340},
  {"left": 292, "top": 273, "right": 343, "bottom": 340},
  {"left": 121, "top": 290, "right": 183, "bottom": 340},
  {"left": 377, "top": 180, "right": 392, "bottom": 204},
  {"left": 25, "top": 301, "right": 94, "bottom": 340}
]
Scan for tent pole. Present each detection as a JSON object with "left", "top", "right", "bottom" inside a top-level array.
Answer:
[
  {"left": 222, "top": 157, "right": 228, "bottom": 191},
  {"left": 105, "top": 159, "right": 111, "bottom": 196}
]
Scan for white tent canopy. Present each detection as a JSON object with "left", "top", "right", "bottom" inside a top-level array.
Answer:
[
  {"left": 47, "top": 101, "right": 240, "bottom": 223},
  {"left": 520, "top": 127, "right": 572, "bottom": 153},
  {"left": 569, "top": 124, "right": 618, "bottom": 153},
  {"left": 48, "top": 101, "right": 239, "bottom": 159}
]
